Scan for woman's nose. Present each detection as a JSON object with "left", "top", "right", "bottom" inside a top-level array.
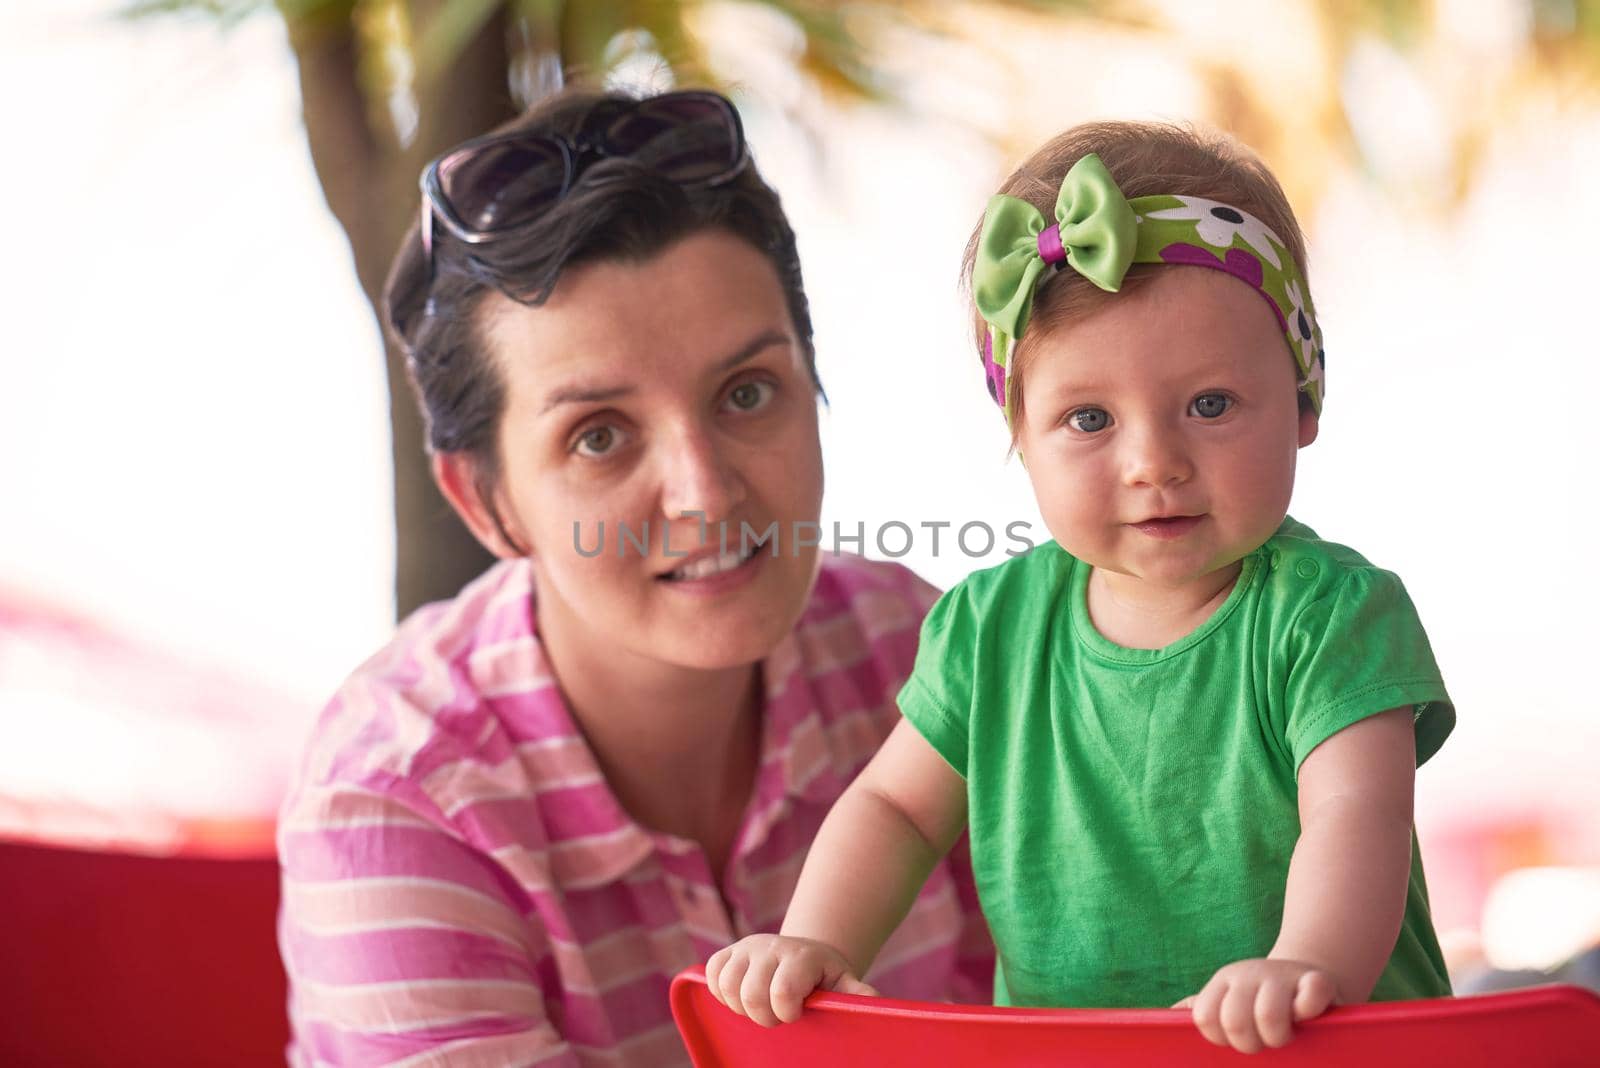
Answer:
[
  {"left": 658, "top": 425, "right": 747, "bottom": 525},
  {"left": 1120, "top": 424, "right": 1194, "bottom": 489}
]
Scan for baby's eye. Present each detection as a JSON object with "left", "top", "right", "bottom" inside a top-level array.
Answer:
[
  {"left": 573, "top": 424, "right": 623, "bottom": 457},
  {"left": 1190, "top": 393, "right": 1232, "bottom": 419},
  {"left": 726, "top": 380, "right": 774, "bottom": 412},
  {"left": 1068, "top": 407, "right": 1111, "bottom": 433}
]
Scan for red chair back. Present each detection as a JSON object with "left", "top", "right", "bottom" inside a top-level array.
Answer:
[
  {"left": 0, "top": 838, "right": 287, "bottom": 1065},
  {"left": 670, "top": 966, "right": 1600, "bottom": 1066}
]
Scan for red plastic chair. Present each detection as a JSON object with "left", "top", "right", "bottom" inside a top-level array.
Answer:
[
  {"left": 0, "top": 837, "right": 288, "bottom": 1066},
  {"left": 671, "top": 965, "right": 1600, "bottom": 1066}
]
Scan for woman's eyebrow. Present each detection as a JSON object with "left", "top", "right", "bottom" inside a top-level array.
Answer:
[
  {"left": 539, "top": 329, "right": 792, "bottom": 415},
  {"left": 540, "top": 383, "right": 633, "bottom": 415},
  {"left": 709, "top": 328, "right": 792, "bottom": 376}
]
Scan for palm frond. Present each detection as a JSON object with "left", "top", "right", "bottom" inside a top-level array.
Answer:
[
  {"left": 115, "top": 0, "right": 266, "bottom": 29},
  {"left": 117, "top": 0, "right": 344, "bottom": 26}
]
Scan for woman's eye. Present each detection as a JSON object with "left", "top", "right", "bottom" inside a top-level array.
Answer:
[
  {"left": 1068, "top": 407, "right": 1110, "bottom": 433},
  {"left": 1190, "top": 393, "right": 1232, "bottom": 419},
  {"left": 727, "top": 380, "right": 774, "bottom": 412},
  {"left": 574, "top": 425, "right": 621, "bottom": 457}
]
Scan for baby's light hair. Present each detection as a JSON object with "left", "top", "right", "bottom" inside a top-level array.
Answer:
[{"left": 961, "top": 121, "right": 1312, "bottom": 442}]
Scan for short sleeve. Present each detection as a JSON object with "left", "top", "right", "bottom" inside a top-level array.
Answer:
[
  {"left": 896, "top": 582, "right": 980, "bottom": 778},
  {"left": 278, "top": 780, "right": 580, "bottom": 1067},
  {"left": 1283, "top": 567, "right": 1455, "bottom": 774}
]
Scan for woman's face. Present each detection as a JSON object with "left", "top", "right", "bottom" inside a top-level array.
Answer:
[{"left": 471, "top": 229, "right": 825, "bottom": 671}]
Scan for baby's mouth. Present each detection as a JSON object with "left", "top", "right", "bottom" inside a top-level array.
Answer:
[{"left": 1130, "top": 514, "right": 1204, "bottom": 538}]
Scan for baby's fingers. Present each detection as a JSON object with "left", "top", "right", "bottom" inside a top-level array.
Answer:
[
  {"left": 828, "top": 973, "right": 879, "bottom": 998},
  {"left": 1190, "top": 979, "right": 1230, "bottom": 1048},
  {"left": 1253, "top": 979, "right": 1296, "bottom": 1049},
  {"left": 1292, "top": 970, "right": 1338, "bottom": 1021},
  {"left": 1217, "top": 981, "right": 1265, "bottom": 1054},
  {"left": 768, "top": 955, "right": 827, "bottom": 1024},
  {"left": 705, "top": 947, "right": 731, "bottom": 1006},
  {"left": 711, "top": 949, "right": 753, "bottom": 1018},
  {"left": 738, "top": 952, "right": 785, "bottom": 1028}
]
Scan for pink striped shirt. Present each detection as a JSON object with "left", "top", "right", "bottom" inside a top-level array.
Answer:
[{"left": 277, "top": 553, "right": 994, "bottom": 1066}]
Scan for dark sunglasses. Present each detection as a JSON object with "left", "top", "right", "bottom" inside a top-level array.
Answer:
[{"left": 418, "top": 90, "right": 750, "bottom": 267}]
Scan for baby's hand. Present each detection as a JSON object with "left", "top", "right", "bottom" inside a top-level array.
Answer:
[
  {"left": 1173, "top": 958, "right": 1338, "bottom": 1053},
  {"left": 705, "top": 934, "right": 879, "bottom": 1027}
]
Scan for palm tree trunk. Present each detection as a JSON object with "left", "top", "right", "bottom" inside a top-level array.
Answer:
[{"left": 280, "top": 1, "right": 516, "bottom": 619}]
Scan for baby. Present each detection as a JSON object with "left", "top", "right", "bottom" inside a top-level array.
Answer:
[{"left": 707, "top": 120, "right": 1455, "bottom": 1054}]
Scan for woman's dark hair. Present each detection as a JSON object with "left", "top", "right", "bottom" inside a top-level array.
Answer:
[{"left": 383, "top": 86, "right": 820, "bottom": 552}]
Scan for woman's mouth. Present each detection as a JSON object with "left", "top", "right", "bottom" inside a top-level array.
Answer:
[{"left": 658, "top": 544, "right": 759, "bottom": 583}]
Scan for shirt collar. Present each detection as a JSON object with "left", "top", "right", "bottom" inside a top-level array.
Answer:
[{"left": 483, "top": 561, "right": 844, "bottom": 890}]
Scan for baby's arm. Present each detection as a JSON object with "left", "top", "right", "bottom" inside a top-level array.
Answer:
[
  {"left": 1182, "top": 707, "right": 1417, "bottom": 1052},
  {"left": 706, "top": 718, "right": 968, "bottom": 1026}
]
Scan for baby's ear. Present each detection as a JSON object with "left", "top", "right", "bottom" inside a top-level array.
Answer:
[{"left": 1297, "top": 406, "right": 1320, "bottom": 448}]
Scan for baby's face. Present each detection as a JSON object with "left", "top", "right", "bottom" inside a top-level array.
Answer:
[{"left": 1015, "top": 267, "right": 1319, "bottom": 592}]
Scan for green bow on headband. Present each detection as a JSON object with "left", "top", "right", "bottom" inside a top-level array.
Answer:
[
  {"left": 972, "top": 152, "right": 1325, "bottom": 430},
  {"left": 975, "top": 153, "right": 1137, "bottom": 341}
]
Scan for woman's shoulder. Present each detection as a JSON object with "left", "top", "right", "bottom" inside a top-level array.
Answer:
[
  {"left": 805, "top": 551, "right": 942, "bottom": 621},
  {"left": 772, "top": 553, "right": 939, "bottom": 722},
  {"left": 289, "top": 559, "right": 538, "bottom": 801},
  {"left": 752, "top": 554, "right": 937, "bottom": 790}
]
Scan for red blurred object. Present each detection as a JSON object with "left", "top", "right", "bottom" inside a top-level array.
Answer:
[
  {"left": 0, "top": 837, "right": 287, "bottom": 1066},
  {"left": 670, "top": 965, "right": 1600, "bottom": 1067}
]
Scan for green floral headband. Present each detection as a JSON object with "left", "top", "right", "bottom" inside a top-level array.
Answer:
[{"left": 973, "top": 152, "right": 1325, "bottom": 430}]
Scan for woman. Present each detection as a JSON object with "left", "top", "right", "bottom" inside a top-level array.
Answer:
[{"left": 276, "top": 87, "right": 993, "bottom": 1066}]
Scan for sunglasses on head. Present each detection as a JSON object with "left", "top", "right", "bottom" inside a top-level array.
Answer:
[{"left": 418, "top": 90, "right": 750, "bottom": 270}]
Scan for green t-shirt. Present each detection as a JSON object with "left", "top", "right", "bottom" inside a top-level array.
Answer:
[{"left": 898, "top": 518, "right": 1455, "bottom": 1009}]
